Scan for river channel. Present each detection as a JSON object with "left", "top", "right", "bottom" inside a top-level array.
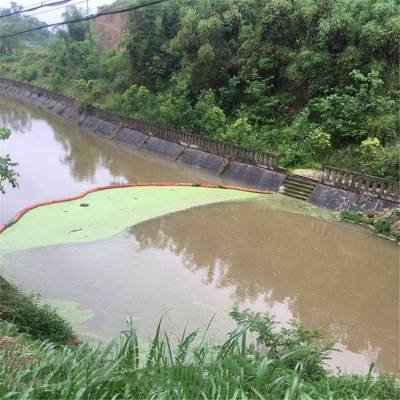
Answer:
[{"left": 0, "top": 91, "right": 398, "bottom": 375}]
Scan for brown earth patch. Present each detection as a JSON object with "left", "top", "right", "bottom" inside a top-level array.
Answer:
[{"left": 91, "top": 13, "right": 127, "bottom": 48}]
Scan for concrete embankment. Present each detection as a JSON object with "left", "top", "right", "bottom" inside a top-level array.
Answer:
[
  {"left": 1, "top": 80, "right": 397, "bottom": 212},
  {"left": 309, "top": 184, "right": 397, "bottom": 212},
  {"left": 0, "top": 81, "right": 286, "bottom": 193}
]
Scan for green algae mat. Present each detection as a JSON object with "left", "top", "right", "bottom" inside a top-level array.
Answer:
[{"left": 0, "top": 185, "right": 262, "bottom": 254}]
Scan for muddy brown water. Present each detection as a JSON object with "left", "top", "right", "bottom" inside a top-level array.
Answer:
[
  {"left": 0, "top": 92, "right": 399, "bottom": 376},
  {"left": 0, "top": 92, "right": 223, "bottom": 223}
]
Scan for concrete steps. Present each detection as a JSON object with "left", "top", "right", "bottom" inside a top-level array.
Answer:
[{"left": 280, "top": 174, "right": 318, "bottom": 201}]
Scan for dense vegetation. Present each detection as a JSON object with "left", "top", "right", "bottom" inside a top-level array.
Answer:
[
  {"left": 341, "top": 207, "right": 400, "bottom": 242},
  {"left": 0, "top": 308, "right": 399, "bottom": 399},
  {"left": 1, "top": 0, "right": 399, "bottom": 179},
  {"left": 0, "top": 276, "right": 74, "bottom": 343},
  {"left": 0, "top": 3, "right": 398, "bottom": 396},
  {"left": 0, "top": 127, "right": 18, "bottom": 193}
]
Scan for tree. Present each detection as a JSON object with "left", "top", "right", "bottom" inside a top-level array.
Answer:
[
  {"left": 0, "top": 27, "right": 18, "bottom": 57},
  {"left": 125, "top": 0, "right": 180, "bottom": 90},
  {"left": 0, "top": 3, "right": 51, "bottom": 52},
  {"left": 62, "top": 6, "right": 89, "bottom": 42},
  {"left": 0, "top": 128, "right": 18, "bottom": 193},
  {"left": 8, "top": 0, "right": 398, "bottom": 178},
  {"left": 309, "top": 70, "right": 396, "bottom": 146}
]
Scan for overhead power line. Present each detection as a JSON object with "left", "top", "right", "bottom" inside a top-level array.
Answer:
[
  {"left": 0, "top": 0, "right": 169, "bottom": 39},
  {"left": 4, "top": 0, "right": 56, "bottom": 11},
  {"left": 7, "top": 0, "right": 53, "bottom": 9},
  {"left": 0, "top": 0, "right": 74, "bottom": 18},
  {"left": 28, "top": 0, "right": 88, "bottom": 17}
]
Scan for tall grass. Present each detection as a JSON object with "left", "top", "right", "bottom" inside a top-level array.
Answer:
[{"left": 0, "top": 309, "right": 398, "bottom": 399}]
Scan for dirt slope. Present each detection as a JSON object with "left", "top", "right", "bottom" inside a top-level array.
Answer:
[{"left": 91, "top": 12, "right": 127, "bottom": 48}]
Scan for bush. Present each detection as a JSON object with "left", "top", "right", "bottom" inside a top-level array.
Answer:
[
  {"left": 18, "top": 65, "right": 38, "bottom": 82},
  {"left": 359, "top": 144, "right": 400, "bottom": 180},
  {"left": 373, "top": 208, "right": 400, "bottom": 241},
  {"left": 327, "top": 143, "right": 400, "bottom": 180},
  {"left": 340, "top": 210, "right": 370, "bottom": 225},
  {"left": 374, "top": 218, "right": 392, "bottom": 236},
  {"left": 194, "top": 90, "right": 227, "bottom": 137},
  {"left": 0, "top": 276, "right": 74, "bottom": 344},
  {"left": 341, "top": 208, "right": 400, "bottom": 242},
  {"left": 222, "top": 117, "right": 256, "bottom": 146}
]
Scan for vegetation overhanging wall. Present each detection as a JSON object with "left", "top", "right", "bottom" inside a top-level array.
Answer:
[
  {"left": 0, "top": 77, "right": 398, "bottom": 212},
  {"left": 0, "top": 78, "right": 287, "bottom": 193}
]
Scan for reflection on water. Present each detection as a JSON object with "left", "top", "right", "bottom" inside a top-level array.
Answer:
[
  {"left": 132, "top": 202, "right": 399, "bottom": 375},
  {"left": 2, "top": 201, "right": 398, "bottom": 375},
  {"left": 0, "top": 99, "right": 31, "bottom": 134},
  {"left": 0, "top": 92, "right": 222, "bottom": 222}
]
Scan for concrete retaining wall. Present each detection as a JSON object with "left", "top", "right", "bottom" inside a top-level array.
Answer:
[
  {"left": 52, "top": 101, "right": 66, "bottom": 114},
  {"left": 62, "top": 106, "right": 81, "bottom": 124},
  {"left": 37, "top": 95, "right": 48, "bottom": 107},
  {"left": 309, "top": 184, "right": 397, "bottom": 212},
  {"left": 95, "top": 120, "right": 118, "bottom": 138},
  {"left": 223, "top": 161, "right": 286, "bottom": 192},
  {"left": 142, "top": 136, "right": 183, "bottom": 160},
  {"left": 43, "top": 98, "right": 57, "bottom": 110},
  {"left": 80, "top": 115, "right": 101, "bottom": 130},
  {"left": 178, "top": 148, "right": 226, "bottom": 173},
  {"left": 29, "top": 93, "right": 41, "bottom": 106},
  {"left": 114, "top": 127, "right": 147, "bottom": 148}
]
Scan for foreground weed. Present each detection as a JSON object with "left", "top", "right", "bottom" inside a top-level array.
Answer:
[{"left": 0, "top": 310, "right": 398, "bottom": 399}]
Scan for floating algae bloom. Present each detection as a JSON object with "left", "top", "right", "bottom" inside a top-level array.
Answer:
[
  {"left": 0, "top": 184, "right": 264, "bottom": 254},
  {"left": 0, "top": 183, "right": 265, "bottom": 342}
]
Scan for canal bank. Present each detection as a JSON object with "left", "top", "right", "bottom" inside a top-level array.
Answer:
[
  {"left": 0, "top": 79, "right": 287, "bottom": 193},
  {"left": 0, "top": 78, "right": 399, "bottom": 376},
  {"left": 1, "top": 78, "right": 398, "bottom": 212}
]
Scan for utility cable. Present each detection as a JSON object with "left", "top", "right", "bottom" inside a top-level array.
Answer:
[
  {"left": 0, "top": 0, "right": 169, "bottom": 38},
  {"left": 0, "top": 0, "right": 74, "bottom": 18},
  {"left": 3, "top": 0, "right": 55, "bottom": 11},
  {"left": 28, "top": 0, "right": 88, "bottom": 17}
]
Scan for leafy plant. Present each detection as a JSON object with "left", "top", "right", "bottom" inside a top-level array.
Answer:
[
  {"left": 0, "top": 277, "right": 74, "bottom": 344},
  {"left": 0, "top": 127, "right": 18, "bottom": 193},
  {"left": 0, "top": 309, "right": 398, "bottom": 399},
  {"left": 341, "top": 208, "right": 400, "bottom": 242},
  {"left": 340, "top": 210, "right": 371, "bottom": 225},
  {"left": 2, "top": 0, "right": 399, "bottom": 178}
]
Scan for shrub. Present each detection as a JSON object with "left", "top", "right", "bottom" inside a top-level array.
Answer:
[
  {"left": 222, "top": 117, "right": 257, "bottom": 146},
  {"left": 0, "top": 127, "right": 18, "bottom": 193},
  {"left": 373, "top": 208, "right": 400, "bottom": 241},
  {"left": 194, "top": 90, "right": 227, "bottom": 137},
  {"left": 340, "top": 210, "right": 370, "bottom": 225},
  {"left": 0, "top": 277, "right": 74, "bottom": 344},
  {"left": 359, "top": 144, "right": 400, "bottom": 180},
  {"left": 327, "top": 143, "right": 400, "bottom": 180},
  {"left": 341, "top": 208, "right": 400, "bottom": 242},
  {"left": 18, "top": 65, "right": 38, "bottom": 82},
  {"left": 374, "top": 219, "right": 392, "bottom": 236}
]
